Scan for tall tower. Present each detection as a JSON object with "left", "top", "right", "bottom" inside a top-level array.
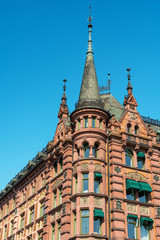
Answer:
[{"left": 70, "top": 7, "right": 110, "bottom": 238}]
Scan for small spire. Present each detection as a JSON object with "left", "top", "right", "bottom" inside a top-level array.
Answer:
[
  {"left": 87, "top": 5, "right": 93, "bottom": 55},
  {"left": 126, "top": 68, "right": 133, "bottom": 90},
  {"left": 62, "top": 79, "right": 67, "bottom": 100},
  {"left": 108, "top": 73, "right": 111, "bottom": 94}
]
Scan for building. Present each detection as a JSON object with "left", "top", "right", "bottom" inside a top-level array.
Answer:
[{"left": 0, "top": 12, "right": 160, "bottom": 240}]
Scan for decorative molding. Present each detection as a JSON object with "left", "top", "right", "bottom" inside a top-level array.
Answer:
[
  {"left": 156, "top": 207, "right": 160, "bottom": 217},
  {"left": 57, "top": 209, "right": 61, "bottom": 218},
  {"left": 126, "top": 172, "right": 147, "bottom": 182},
  {"left": 153, "top": 175, "right": 159, "bottom": 182},
  {"left": 51, "top": 213, "right": 55, "bottom": 221},
  {"left": 116, "top": 200, "right": 122, "bottom": 210},
  {"left": 127, "top": 204, "right": 137, "bottom": 213},
  {"left": 39, "top": 191, "right": 45, "bottom": 199},
  {"left": 115, "top": 166, "right": 121, "bottom": 174},
  {"left": 52, "top": 179, "right": 63, "bottom": 190},
  {"left": 94, "top": 163, "right": 101, "bottom": 172},
  {"left": 94, "top": 197, "right": 102, "bottom": 207},
  {"left": 80, "top": 197, "right": 89, "bottom": 206},
  {"left": 29, "top": 199, "right": 35, "bottom": 207},
  {"left": 140, "top": 206, "right": 149, "bottom": 215},
  {"left": 81, "top": 163, "right": 89, "bottom": 171}
]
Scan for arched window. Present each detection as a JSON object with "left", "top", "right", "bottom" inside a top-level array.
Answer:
[
  {"left": 125, "top": 149, "right": 133, "bottom": 167},
  {"left": 83, "top": 143, "right": 89, "bottom": 158},
  {"left": 127, "top": 123, "right": 131, "bottom": 133},
  {"left": 137, "top": 152, "right": 145, "bottom": 169},
  {"left": 93, "top": 143, "right": 99, "bottom": 158},
  {"left": 135, "top": 126, "right": 139, "bottom": 135}
]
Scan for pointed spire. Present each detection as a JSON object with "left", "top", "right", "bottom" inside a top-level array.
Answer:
[
  {"left": 76, "top": 7, "right": 103, "bottom": 111},
  {"left": 87, "top": 5, "right": 93, "bottom": 55},
  {"left": 58, "top": 79, "right": 69, "bottom": 118},
  {"left": 126, "top": 68, "right": 133, "bottom": 90}
]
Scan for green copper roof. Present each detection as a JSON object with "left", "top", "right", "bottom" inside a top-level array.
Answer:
[{"left": 76, "top": 54, "right": 103, "bottom": 111}]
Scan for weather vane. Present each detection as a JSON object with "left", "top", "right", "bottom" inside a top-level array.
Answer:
[
  {"left": 88, "top": 5, "right": 93, "bottom": 26},
  {"left": 127, "top": 68, "right": 131, "bottom": 81},
  {"left": 99, "top": 74, "right": 111, "bottom": 93}
]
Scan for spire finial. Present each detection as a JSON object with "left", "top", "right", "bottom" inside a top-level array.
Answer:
[
  {"left": 126, "top": 68, "right": 133, "bottom": 91},
  {"left": 62, "top": 79, "right": 67, "bottom": 101},
  {"left": 63, "top": 79, "right": 67, "bottom": 92},
  {"left": 127, "top": 68, "right": 131, "bottom": 81},
  {"left": 87, "top": 5, "right": 93, "bottom": 55}
]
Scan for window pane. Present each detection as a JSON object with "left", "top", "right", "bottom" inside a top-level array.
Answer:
[
  {"left": 141, "top": 224, "right": 149, "bottom": 240},
  {"left": 126, "top": 155, "right": 132, "bottom": 167},
  {"left": 126, "top": 189, "right": 135, "bottom": 200},
  {"left": 139, "top": 191, "right": 147, "bottom": 203},
  {"left": 128, "top": 221, "right": 136, "bottom": 239},
  {"left": 94, "top": 180, "right": 99, "bottom": 193},
  {"left": 92, "top": 118, "right": 96, "bottom": 127},
  {"left": 82, "top": 217, "right": 89, "bottom": 234},
  {"left": 137, "top": 158, "right": 144, "bottom": 169},
  {"left": 84, "top": 147, "right": 89, "bottom": 158},
  {"left": 82, "top": 210, "right": 89, "bottom": 216},
  {"left": 94, "top": 218, "right": 100, "bottom": 234},
  {"left": 84, "top": 118, "right": 88, "bottom": 128},
  {"left": 83, "top": 179, "right": 88, "bottom": 193}
]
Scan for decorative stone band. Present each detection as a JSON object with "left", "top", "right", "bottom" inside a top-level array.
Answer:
[{"left": 126, "top": 172, "right": 147, "bottom": 182}]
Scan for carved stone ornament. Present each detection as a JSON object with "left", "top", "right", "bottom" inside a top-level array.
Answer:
[
  {"left": 126, "top": 172, "right": 147, "bottom": 182},
  {"left": 129, "top": 112, "right": 137, "bottom": 120},
  {"left": 140, "top": 206, "right": 149, "bottom": 215},
  {"left": 57, "top": 209, "right": 61, "bottom": 218},
  {"left": 52, "top": 179, "right": 63, "bottom": 190},
  {"left": 157, "top": 207, "right": 160, "bottom": 217},
  {"left": 94, "top": 197, "right": 102, "bottom": 207},
  {"left": 153, "top": 175, "right": 159, "bottom": 182},
  {"left": 115, "top": 166, "right": 121, "bottom": 174},
  {"left": 64, "top": 171, "right": 67, "bottom": 179},
  {"left": 39, "top": 191, "right": 45, "bottom": 199},
  {"left": 127, "top": 204, "right": 137, "bottom": 213},
  {"left": 80, "top": 197, "right": 89, "bottom": 206},
  {"left": 29, "top": 199, "right": 35, "bottom": 207},
  {"left": 94, "top": 163, "right": 101, "bottom": 172},
  {"left": 51, "top": 213, "right": 55, "bottom": 221},
  {"left": 21, "top": 206, "right": 25, "bottom": 213},
  {"left": 116, "top": 200, "right": 122, "bottom": 210},
  {"left": 81, "top": 163, "right": 89, "bottom": 171}
]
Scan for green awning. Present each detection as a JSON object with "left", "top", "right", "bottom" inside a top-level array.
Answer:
[
  {"left": 126, "top": 179, "right": 140, "bottom": 190},
  {"left": 94, "top": 172, "right": 102, "bottom": 179},
  {"left": 125, "top": 149, "right": 133, "bottom": 155},
  {"left": 137, "top": 152, "right": 145, "bottom": 158},
  {"left": 127, "top": 215, "right": 138, "bottom": 220},
  {"left": 94, "top": 209, "right": 104, "bottom": 218},
  {"left": 139, "top": 182, "right": 152, "bottom": 192},
  {"left": 140, "top": 217, "right": 154, "bottom": 230}
]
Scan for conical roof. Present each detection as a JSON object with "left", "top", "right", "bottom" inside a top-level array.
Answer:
[
  {"left": 127, "top": 80, "right": 133, "bottom": 90},
  {"left": 76, "top": 54, "right": 103, "bottom": 110}
]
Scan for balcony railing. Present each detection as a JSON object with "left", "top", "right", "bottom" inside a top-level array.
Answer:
[{"left": 141, "top": 116, "right": 160, "bottom": 126}]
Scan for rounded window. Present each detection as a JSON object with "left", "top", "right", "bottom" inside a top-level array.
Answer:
[
  {"left": 137, "top": 152, "right": 145, "bottom": 169},
  {"left": 125, "top": 149, "right": 133, "bottom": 167}
]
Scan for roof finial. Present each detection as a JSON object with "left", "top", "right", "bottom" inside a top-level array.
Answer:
[
  {"left": 87, "top": 5, "right": 93, "bottom": 55},
  {"left": 126, "top": 68, "right": 133, "bottom": 90},
  {"left": 62, "top": 79, "right": 67, "bottom": 101}
]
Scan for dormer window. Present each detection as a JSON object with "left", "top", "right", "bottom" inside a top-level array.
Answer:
[
  {"left": 127, "top": 123, "right": 131, "bottom": 133},
  {"left": 135, "top": 125, "right": 139, "bottom": 135}
]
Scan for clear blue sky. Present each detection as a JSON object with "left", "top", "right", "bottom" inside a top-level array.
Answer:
[{"left": 0, "top": 0, "right": 160, "bottom": 191}]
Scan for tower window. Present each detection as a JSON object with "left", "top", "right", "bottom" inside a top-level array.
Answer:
[
  {"left": 77, "top": 119, "right": 81, "bottom": 130},
  {"left": 83, "top": 143, "right": 89, "bottom": 158},
  {"left": 81, "top": 210, "right": 89, "bottom": 234},
  {"left": 84, "top": 117, "right": 88, "bottom": 128},
  {"left": 54, "top": 161, "right": 57, "bottom": 176},
  {"left": 59, "top": 157, "right": 63, "bottom": 172},
  {"left": 82, "top": 173, "right": 89, "bottom": 193},
  {"left": 92, "top": 117, "right": 96, "bottom": 128},
  {"left": 93, "top": 143, "right": 99, "bottom": 158},
  {"left": 99, "top": 119, "right": 103, "bottom": 129}
]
